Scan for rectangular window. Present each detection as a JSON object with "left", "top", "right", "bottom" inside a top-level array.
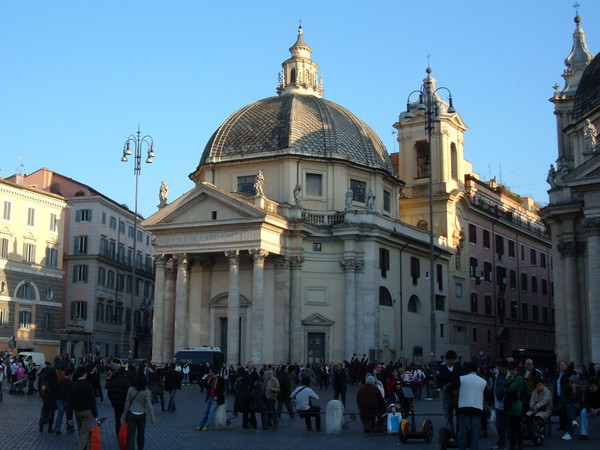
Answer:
[
  {"left": 42, "top": 313, "right": 50, "bottom": 331},
  {"left": 101, "top": 211, "right": 106, "bottom": 225},
  {"left": 455, "top": 282, "right": 463, "bottom": 298},
  {"left": 118, "top": 244, "right": 126, "bottom": 264},
  {"left": 379, "top": 248, "right": 389, "bottom": 277},
  {"left": 305, "top": 173, "right": 323, "bottom": 197},
  {"left": 137, "top": 230, "right": 143, "bottom": 243},
  {"left": 107, "top": 304, "right": 114, "bottom": 323},
  {"left": 2, "top": 200, "right": 12, "bottom": 221},
  {"left": 511, "top": 300, "right": 518, "bottom": 319},
  {"left": 145, "top": 255, "right": 153, "bottom": 272},
  {"left": 26, "top": 207, "right": 36, "bottom": 227},
  {"left": 541, "top": 279, "right": 548, "bottom": 296},
  {"left": 498, "top": 298, "right": 505, "bottom": 317},
  {"left": 72, "top": 265, "right": 89, "bottom": 283},
  {"left": 350, "top": 179, "right": 366, "bottom": 203},
  {"left": 521, "top": 273, "right": 528, "bottom": 291},
  {"left": 45, "top": 247, "right": 58, "bottom": 267},
  {"left": 485, "top": 295, "right": 492, "bottom": 315},
  {"left": 542, "top": 306, "right": 549, "bottom": 323},
  {"left": 71, "top": 301, "right": 88, "bottom": 320},
  {"left": 96, "top": 303, "right": 104, "bottom": 322},
  {"left": 521, "top": 245, "right": 525, "bottom": 262},
  {"left": 496, "top": 235, "right": 504, "bottom": 258},
  {"left": 532, "top": 305, "right": 539, "bottom": 322},
  {"left": 74, "top": 235, "right": 88, "bottom": 254},
  {"left": 109, "top": 216, "right": 117, "bottom": 230},
  {"left": 469, "top": 257, "right": 478, "bottom": 278},
  {"left": 109, "top": 240, "right": 116, "bottom": 259},
  {"left": 100, "top": 236, "right": 108, "bottom": 257},
  {"left": 530, "top": 249, "right": 537, "bottom": 265},
  {"left": 440, "top": 323, "right": 444, "bottom": 338},
  {"left": 483, "top": 230, "right": 490, "bottom": 249},
  {"left": 383, "top": 190, "right": 391, "bottom": 212},
  {"left": 19, "top": 310, "right": 32, "bottom": 329},
  {"left": 0, "top": 237, "right": 9, "bottom": 258},
  {"left": 522, "top": 303, "right": 529, "bottom": 321},
  {"left": 76, "top": 209, "right": 92, "bottom": 222},
  {"left": 0, "top": 308, "right": 9, "bottom": 327},
  {"left": 128, "top": 226, "right": 134, "bottom": 238},
  {"left": 510, "top": 269, "right": 517, "bottom": 289},
  {"left": 237, "top": 175, "right": 256, "bottom": 195},
  {"left": 98, "top": 267, "right": 105, "bottom": 286},
  {"left": 508, "top": 240, "right": 515, "bottom": 258},
  {"left": 117, "top": 274, "right": 125, "bottom": 292},
  {"left": 410, "top": 257, "right": 420, "bottom": 285},
  {"left": 436, "top": 264, "right": 443, "bottom": 290},
  {"left": 107, "top": 270, "right": 115, "bottom": 289},
  {"left": 471, "top": 293, "right": 478, "bottom": 313},
  {"left": 119, "top": 220, "right": 125, "bottom": 234},
  {"left": 472, "top": 327, "right": 478, "bottom": 343},
  {"left": 483, "top": 261, "right": 492, "bottom": 282},
  {"left": 497, "top": 266, "right": 507, "bottom": 292},
  {"left": 49, "top": 212, "right": 58, "bottom": 232},
  {"left": 469, "top": 224, "right": 477, "bottom": 244},
  {"left": 540, "top": 253, "right": 547, "bottom": 268},
  {"left": 23, "top": 242, "right": 36, "bottom": 263},
  {"left": 487, "top": 329, "right": 492, "bottom": 345},
  {"left": 435, "top": 295, "right": 445, "bottom": 311},
  {"left": 532, "top": 276, "right": 538, "bottom": 294}
]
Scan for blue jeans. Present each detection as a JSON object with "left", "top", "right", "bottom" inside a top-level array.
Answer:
[
  {"left": 580, "top": 407, "right": 596, "bottom": 435},
  {"left": 566, "top": 403, "right": 579, "bottom": 434},
  {"left": 167, "top": 389, "right": 177, "bottom": 412},
  {"left": 494, "top": 408, "right": 507, "bottom": 448},
  {"left": 458, "top": 413, "right": 481, "bottom": 450},
  {"left": 54, "top": 399, "right": 73, "bottom": 432},
  {"left": 198, "top": 396, "right": 219, "bottom": 428},
  {"left": 443, "top": 392, "right": 457, "bottom": 436}
]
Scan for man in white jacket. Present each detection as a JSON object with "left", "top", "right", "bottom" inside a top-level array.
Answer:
[{"left": 457, "top": 362, "right": 486, "bottom": 450}]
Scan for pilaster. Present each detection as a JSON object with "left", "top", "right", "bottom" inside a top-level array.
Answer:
[{"left": 225, "top": 250, "right": 240, "bottom": 365}]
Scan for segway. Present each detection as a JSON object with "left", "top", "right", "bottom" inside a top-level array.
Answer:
[{"left": 398, "top": 386, "right": 434, "bottom": 444}]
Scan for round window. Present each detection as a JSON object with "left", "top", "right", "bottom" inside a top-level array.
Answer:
[{"left": 46, "top": 288, "right": 54, "bottom": 300}]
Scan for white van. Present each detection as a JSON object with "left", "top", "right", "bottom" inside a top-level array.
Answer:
[{"left": 18, "top": 352, "right": 47, "bottom": 368}]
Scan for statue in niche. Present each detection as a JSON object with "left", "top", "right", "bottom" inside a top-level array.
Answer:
[
  {"left": 293, "top": 183, "right": 302, "bottom": 206},
  {"left": 345, "top": 187, "right": 354, "bottom": 211},
  {"left": 366, "top": 189, "right": 376, "bottom": 211},
  {"left": 158, "top": 181, "right": 169, "bottom": 207},
  {"left": 584, "top": 119, "right": 597, "bottom": 152},
  {"left": 254, "top": 170, "right": 265, "bottom": 197},
  {"left": 546, "top": 164, "right": 558, "bottom": 189}
]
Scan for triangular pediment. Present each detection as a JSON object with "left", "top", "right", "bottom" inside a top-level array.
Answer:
[
  {"left": 301, "top": 313, "right": 334, "bottom": 326},
  {"left": 562, "top": 152, "right": 600, "bottom": 185},
  {"left": 142, "top": 182, "right": 267, "bottom": 227}
]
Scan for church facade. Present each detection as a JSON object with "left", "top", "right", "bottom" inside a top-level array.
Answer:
[
  {"left": 541, "top": 13, "right": 600, "bottom": 367},
  {"left": 142, "top": 27, "right": 453, "bottom": 366}
]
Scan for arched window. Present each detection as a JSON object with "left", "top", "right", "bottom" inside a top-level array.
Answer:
[
  {"left": 416, "top": 141, "right": 430, "bottom": 178},
  {"left": 290, "top": 68, "right": 297, "bottom": 83},
  {"left": 379, "top": 286, "right": 393, "bottom": 306},
  {"left": 451, "top": 143, "right": 458, "bottom": 180},
  {"left": 16, "top": 282, "right": 37, "bottom": 300},
  {"left": 407, "top": 295, "right": 421, "bottom": 313}
]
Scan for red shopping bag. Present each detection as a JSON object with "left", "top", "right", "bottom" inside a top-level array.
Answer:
[
  {"left": 118, "top": 419, "right": 128, "bottom": 450},
  {"left": 90, "top": 422, "right": 102, "bottom": 450}
]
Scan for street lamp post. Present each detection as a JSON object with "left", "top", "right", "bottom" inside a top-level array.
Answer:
[
  {"left": 405, "top": 67, "right": 455, "bottom": 364},
  {"left": 121, "top": 127, "right": 155, "bottom": 361}
]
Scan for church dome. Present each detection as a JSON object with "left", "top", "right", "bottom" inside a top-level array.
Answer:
[
  {"left": 198, "top": 93, "right": 395, "bottom": 175},
  {"left": 573, "top": 51, "right": 600, "bottom": 120},
  {"left": 197, "top": 26, "right": 395, "bottom": 177}
]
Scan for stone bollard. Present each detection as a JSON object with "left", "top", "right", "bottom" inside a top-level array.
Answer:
[
  {"left": 326, "top": 399, "right": 344, "bottom": 433},
  {"left": 212, "top": 401, "right": 228, "bottom": 429}
]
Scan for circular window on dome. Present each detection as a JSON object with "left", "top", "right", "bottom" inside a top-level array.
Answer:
[
  {"left": 46, "top": 289, "right": 54, "bottom": 300},
  {"left": 0, "top": 280, "right": 6, "bottom": 294}
]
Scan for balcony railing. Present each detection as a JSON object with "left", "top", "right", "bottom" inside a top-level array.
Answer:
[{"left": 302, "top": 211, "right": 345, "bottom": 226}]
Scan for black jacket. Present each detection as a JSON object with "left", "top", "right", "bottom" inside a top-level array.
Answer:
[
  {"left": 437, "top": 363, "right": 463, "bottom": 395},
  {"left": 164, "top": 368, "right": 181, "bottom": 391},
  {"left": 67, "top": 378, "right": 98, "bottom": 418},
  {"left": 333, "top": 370, "right": 348, "bottom": 393},
  {"left": 277, "top": 372, "right": 292, "bottom": 400},
  {"left": 56, "top": 377, "right": 72, "bottom": 401},
  {"left": 107, "top": 375, "right": 131, "bottom": 410}
]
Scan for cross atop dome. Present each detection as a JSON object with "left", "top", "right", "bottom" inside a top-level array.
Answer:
[{"left": 277, "top": 25, "right": 324, "bottom": 97}]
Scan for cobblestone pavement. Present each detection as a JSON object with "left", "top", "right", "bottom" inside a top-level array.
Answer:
[{"left": 1, "top": 381, "right": 598, "bottom": 449}]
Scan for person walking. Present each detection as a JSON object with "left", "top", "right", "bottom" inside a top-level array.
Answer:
[
  {"left": 164, "top": 363, "right": 181, "bottom": 413},
  {"left": 53, "top": 368, "right": 74, "bottom": 434},
  {"left": 333, "top": 363, "right": 348, "bottom": 406},
  {"left": 456, "top": 362, "right": 486, "bottom": 450},
  {"left": 38, "top": 367, "right": 58, "bottom": 433},
  {"left": 151, "top": 365, "right": 166, "bottom": 412},
  {"left": 196, "top": 367, "right": 225, "bottom": 431},
  {"left": 107, "top": 367, "right": 131, "bottom": 436},
  {"left": 123, "top": 372, "right": 155, "bottom": 450},
  {"left": 276, "top": 364, "right": 295, "bottom": 419},
  {"left": 67, "top": 367, "right": 98, "bottom": 450}
]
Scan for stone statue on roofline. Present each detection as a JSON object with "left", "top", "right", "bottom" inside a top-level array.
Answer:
[
  {"left": 158, "top": 180, "right": 169, "bottom": 207},
  {"left": 293, "top": 183, "right": 302, "bottom": 206},
  {"left": 366, "top": 189, "right": 375, "bottom": 211},
  {"left": 584, "top": 119, "right": 597, "bottom": 152},
  {"left": 345, "top": 187, "right": 354, "bottom": 211},
  {"left": 254, "top": 170, "right": 265, "bottom": 197}
]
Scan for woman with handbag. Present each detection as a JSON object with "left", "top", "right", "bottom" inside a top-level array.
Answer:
[
  {"left": 291, "top": 376, "right": 321, "bottom": 431},
  {"left": 123, "top": 372, "right": 155, "bottom": 450}
]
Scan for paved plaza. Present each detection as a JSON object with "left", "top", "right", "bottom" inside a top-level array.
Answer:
[{"left": 1, "top": 381, "right": 599, "bottom": 449}]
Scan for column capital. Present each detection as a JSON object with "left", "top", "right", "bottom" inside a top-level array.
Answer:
[
  {"left": 165, "top": 257, "right": 177, "bottom": 280},
  {"left": 174, "top": 253, "right": 188, "bottom": 267},
  {"left": 225, "top": 250, "right": 240, "bottom": 264},
  {"left": 250, "top": 248, "right": 269, "bottom": 264},
  {"left": 289, "top": 255, "right": 305, "bottom": 269},
  {"left": 342, "top": 258, "right": 357, "bottom": 272},
  {"left": 558, "top": 240, "right": 582, "bottom": 258},
  {"left": 354, "top": 259, "right": 365, "bottom": 273},
  {"left": 273, "top": 255, "right": 290, "bottom": 269},
  {"left": 153, "top": 254, "right": 167, "bottom": 267},
  {"left": 583, "top": 218, "right": 600, "bottom": 237}
]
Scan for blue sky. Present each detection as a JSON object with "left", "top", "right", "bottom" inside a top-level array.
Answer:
[{"left": 1, "top": 1, "right": 598, "bottom": 218}]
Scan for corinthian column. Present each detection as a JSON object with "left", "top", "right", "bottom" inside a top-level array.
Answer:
[
  {"left": 584, "top": 219, "right": 600, "bottom": 363},
  {"left": 289, "top": 256, "right": 304, "bottom": 364},
  {"left": 274, "top": 256, "right": 290, "bottom": 363},
  {"left": 250, "top": 249, "right": 269, "bottom": 364},
  {"left": 225, "top": 250, "right": 240, "bottom": 365},
  {"left": 342, "top": 258, "right": 357, "bottom": 359},
  {"left": 162, "top": 257, "right": 176, "bottom": 363},
  {"left": 151, "top": 255, "right": 166, "bottom": 364},
  {"left": 174, "top": 253, "right": 189, "bottom": 352},
  {"left": 558, "top": 240, "right": 581, "bottom": 364}
]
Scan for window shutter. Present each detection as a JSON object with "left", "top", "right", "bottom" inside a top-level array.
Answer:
[
  {"left": 74, "top": 236, "right": 79, "bottom": 254},
  {"left": 83, "top": 265, "right": 89, "bottom": 282},
  {"left": 71, "top": 302, "right": 76, "bottom": 320},
  {"left": 72, "top": 266, "right": 78, "bottom": 283},
  {"left": 82, "top": 302, "right": 88, "bottom": 320}
]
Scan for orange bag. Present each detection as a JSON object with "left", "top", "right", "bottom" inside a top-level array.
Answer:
[
  {"left": 90, "top": 422, "right": 102, "bottom": 450},
  {"left": 118, "top": 419, "right": 128, "bottom": 450}
]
